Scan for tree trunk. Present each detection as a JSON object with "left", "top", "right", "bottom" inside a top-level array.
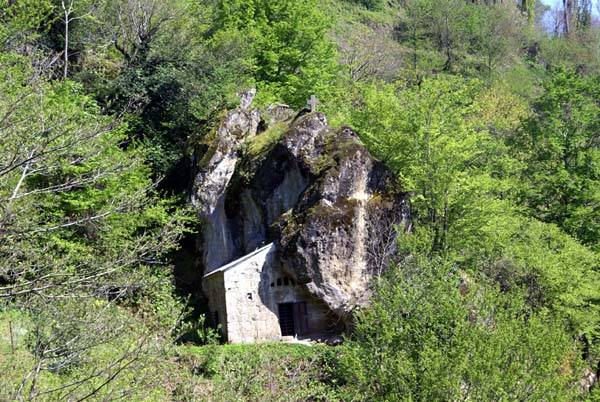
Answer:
[
  {"left": 520, "top": 0, "right": 535, "bottom": 28},
  {"left": 64, "top": 15, "right": 69, "bottom": 79},
  {"left": 563, "top": 0, "right": 576, "bottom": 37},
  {"left": 62, "top": 1, "right": 71, "bottom": 79}
]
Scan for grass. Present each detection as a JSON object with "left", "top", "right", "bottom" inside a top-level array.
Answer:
[
  {"left": 173, "top": 342, "right": 346, "bottom": 401},
  {"left": 246, "top": 122, "right": 288, "bottom": 157}
]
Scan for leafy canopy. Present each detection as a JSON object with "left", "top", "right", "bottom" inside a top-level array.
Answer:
[
  {"left": 341, "top": 257, "right": 579, "bottom": 401},
  {"left": 213, "top": 0, "right": 338, "bottom": 107},
  {"left": 512, "top": 68, "right": 600, "bottom": 250}
]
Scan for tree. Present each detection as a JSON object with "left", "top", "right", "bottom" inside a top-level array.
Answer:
[
  {"left": 396, "top": 0, "right": 433, "bottom": 80},
  {"left": 341, "top": 258, "right": 581, "bottom": 401},
  {"left": 576, "top": 0, "right": 592, "bottom": 31},
  {"left": 395, "top": 0, "right": 527, "bottom": 77},
  {"left": 58, "top": 0, "right": 96, "bottom": 78},
  {"left": 108, "top": 0, "right": 176, "bottom": 66},
  {"left": 345, "top": 0, "right": 386, "bottom": 11},
  {"left": 559, "top": 0, "right": 591, "bottom": 36},
  {"left": 520, "top": 0, "right": 535, "bottom": 28},
  {"left": 348, "top": 76, "right": 520, "bottom": 255},
  {"left": 346, "top": 76, "right": 600, "bottom": 360},
  {"left": 212, "top": 0, "right": 338, "bottom": 107},
  {"left": 0, "top": 51, "right": 188, "bottom": 399},
  {"left": 471, "top": 4, "right": 526, "bottom": 76},
  {"left": 425, "top": 0, "right": 470, "bottom": 72},
  {"left": 335, "top": 23, "right": 402, "bottom": 83},
  {"left": 512, "top": 68, "right": 600, "bottom": 249},
  {"left": 0, "top": 0, "right": 52, "bottom": 50},
  {"left": 563, "top": 0, "right": 575, "bottom": 36},
  {"left": 68, "top": 0, "right": 213, "bottom": 184}
]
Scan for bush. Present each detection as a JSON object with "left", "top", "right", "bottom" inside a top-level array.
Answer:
[
  {"left": 340, "top": 260, "right": 582, "bottom": 401},
  {"left": 346, "top": 0, "right": 386, "bottom": 11},
  {"left": 173, "top": 343, "right": 344, "bottom": 401}
]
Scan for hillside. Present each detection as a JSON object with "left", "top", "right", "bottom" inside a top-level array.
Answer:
[{"left": 1, "top": 0, "right": 600, "bottom": 400}]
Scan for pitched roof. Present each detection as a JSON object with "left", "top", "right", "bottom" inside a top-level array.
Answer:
[{"left": 202, "top": 243, "right": 275, "bottom": 279}]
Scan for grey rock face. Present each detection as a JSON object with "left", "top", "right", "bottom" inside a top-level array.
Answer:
[
  {"left": 238, "top": 88, "right": 256, "bottom": 111},
  {"left": 191, "top": 102, "right": 409, "bottom": 319},
  {"left": 191, "top": 100, "right": 261, "bottom": 273},
  {"left": 275, "top": 124, "right": 409, "bottom": 317},
  {"left": 264, "top": 104, "right": 295, "bottom": 124}
]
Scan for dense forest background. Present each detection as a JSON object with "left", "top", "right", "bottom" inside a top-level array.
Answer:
[{"left": 1, "top": 0, "right": 600, "bottom": 400}]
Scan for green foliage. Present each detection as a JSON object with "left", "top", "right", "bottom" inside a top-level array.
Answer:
[
  {"left": 345, "top": 73, "right": 600, "bottom": 371},
  {"left": 348, "top": 76, "right": 520, "bottom": 255},
  {"left": 520, "top": 0, "right": 536, "bottom": 27},
  {"left": 477, "top": 217, "right": 600, "bottom": 342},
  {"left": 63, "top": 0, "right": 214, "bottom": 182},
  {"left": 0, "top": 0, "right": 53, "bottom": 49},
  {"left": 246, "top": 121, "right": 288, "bottom": 157},
  {"left": 513, "top": 68, "right": 600, "bottom": 249},
  {"left": 2, "top": 0, "right": 600, "bottom": 400},
  {"left": 173, "top": 343, "right": 343, "bottom": 401},
  {"left": 396, "top": 0, "right": 527, "bottom": 78},
  {"left": 344, "top": 0, "right": 386, "bottom": 11},
  {"left": 0, "top": 50, "right": 190, "bottom": 398},
  {"left": 193, "top": 314, "right": 222, "bottom": 345},
  {"left": 212, "top": 0, "right": 338, "bottom": 107},
  {"left": 537, "top": 34, "right": 600, "bottom": 74},
  {"left": 341, "top": 260, "right": 581, "bottom": 401},
  {"left": 0, "top": 306, "right": 178, "bottom": 401}
]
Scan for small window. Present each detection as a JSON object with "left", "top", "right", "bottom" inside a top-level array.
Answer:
[
  {"left": 276, "top": 278, "right": 282, "bottom": 286},
  {"left": 270, "top": 282, "right": 275, "bottom": 287},
  {"left": 283, "top": 277, "right": 290, "bottom": 286},
  {"left": 247, "top": 292, "right": 253, "bottom": 300},
  {"left": 291, "top": 279, "right": 296, "bottom": 286}
]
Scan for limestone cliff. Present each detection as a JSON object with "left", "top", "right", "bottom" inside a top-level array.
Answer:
[{"left": 190, "top": 92, "right": 409, "bottom": 318}]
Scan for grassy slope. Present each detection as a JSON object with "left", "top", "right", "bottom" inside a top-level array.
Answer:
[{"left": 171, "top": 343, "right": 347, "bottom": 401}]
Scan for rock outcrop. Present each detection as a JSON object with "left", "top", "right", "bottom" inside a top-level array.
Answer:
[
  {"left": 190, "top": 90, "right": 261, "bottom": 272},
  {"left": 190, "top": 93, "right": 409, "bottom": 319}
]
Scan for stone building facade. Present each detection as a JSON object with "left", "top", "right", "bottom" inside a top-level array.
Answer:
[{"left": 203, "top": 243, "right": 336, "bottom": 343}]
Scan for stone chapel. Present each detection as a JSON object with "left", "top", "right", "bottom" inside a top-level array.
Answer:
[{"left": 202, "top": 243, "right": 339, "bottom": 343}]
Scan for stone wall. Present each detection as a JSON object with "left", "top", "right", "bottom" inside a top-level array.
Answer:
[
  {"left": 223, "top": 244, "right": 281, "bottom": 343},
  {"left": 264, "top": 270, "right": 335, "bottom": 337},
  {"left": 203, "top": 271, "right": 228, "bottom": 337}
]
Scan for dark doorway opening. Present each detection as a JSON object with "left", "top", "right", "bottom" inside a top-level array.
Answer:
[
  {"left": 293, "top": 302, "right": 309, "bottom": 335},
  {"left": 278, "top": 303, "right": 295, "bottom": 336},
  {"left": 278, "top": 302, "right": 309, "bottom": 336}
]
